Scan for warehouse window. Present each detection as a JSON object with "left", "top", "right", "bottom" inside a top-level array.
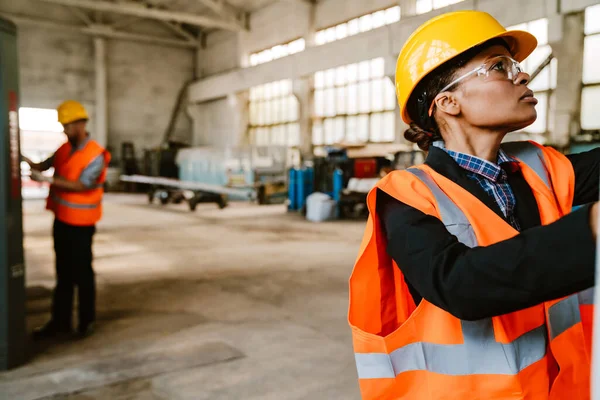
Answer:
[
  {"left": 248, "top": 80, "right": 301, "bottom": 147},
  {"left": 314, "top": 6, "right": 401, "bottom": 46},
  {"left": 19, "top": 107, "right": 63, "bottom": 133},
  {"left": 19, "top": 107, "right": 65, "bottom": 159},
  {"left": 416, "top": 0, "right": 464, "bottom": 14},
  {"left": 312, "top": 57, "right": 396, "bottom": 146},
  {"left": 507, "top": 18, "right": 556, "bottom": 135},
  {"left": 581, "top": 4, "right": 600, "bottom": 130},
  {"left": 249, "top": 38, "right": 305, "bottom": 67}
]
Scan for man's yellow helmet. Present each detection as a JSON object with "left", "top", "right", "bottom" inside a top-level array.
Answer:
[{"left": 57, "top": 100, "right": 89, "bottom": 125}]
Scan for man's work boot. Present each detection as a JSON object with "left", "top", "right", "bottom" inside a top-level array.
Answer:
[
  {"left": 32, "top": 321, "right": 72, "bottom": 340},
  {"left": 76, "top": 322, "right": 95, "bottom": 339}
]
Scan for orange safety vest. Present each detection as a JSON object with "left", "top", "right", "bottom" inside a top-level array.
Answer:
[
  {"left": 348, "top": 141, "right": 595, "bottom": 400},
  {"left": 46, "top": 139, "right": 111, "bottom": 226}
]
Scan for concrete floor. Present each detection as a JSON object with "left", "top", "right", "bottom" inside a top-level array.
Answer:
[{"left": 0, "top": 194, "right": 364, "bottom": 400}]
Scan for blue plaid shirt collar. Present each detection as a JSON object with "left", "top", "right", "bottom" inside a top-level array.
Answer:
[{"left": 431, "top": 141, "right": 517, "bottom": 182}]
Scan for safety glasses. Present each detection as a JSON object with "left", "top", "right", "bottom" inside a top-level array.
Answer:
[{"left": 428, "top": 55, "right": 524, "bottom": 117}]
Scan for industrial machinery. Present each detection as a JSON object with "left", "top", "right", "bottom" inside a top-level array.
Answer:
[
  {"left": 120, "top": 174, "right": 244, "bottom": 211},
  {"left": 289, "top": 144, "right": 422, "bottom": 219},
  {"left": 0, "top": 16, "right": 26, "bottom": 370},
  {"left": 121, "top": 145, "right": 289, "bottom": 210}
]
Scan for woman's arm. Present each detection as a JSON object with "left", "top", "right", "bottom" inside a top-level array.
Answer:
[
  {"left": 378, "top": 189, "right": 597, "bottom": 321},
  {"left": 568, "top": 147, "right": 600, "bottom": 206}
]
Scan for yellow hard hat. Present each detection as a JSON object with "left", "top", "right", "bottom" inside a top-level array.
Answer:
[
  {"left": 396, "top": 10, "right": 538, "bottom": 124},
  {"left": 57, "top": 100, "right": 89, "bottom": 125}
]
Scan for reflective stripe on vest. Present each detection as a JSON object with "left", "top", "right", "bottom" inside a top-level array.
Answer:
[
  {"left": 356, "top": 320, "right": 547, "bottom": 379},
  {"left": 579, "top": 287, "right": 595, "bottom": 305},
  {"left": 51, "top": 193, "right": 101, "bottom": 210},
  {"left": 548, "top": 296, "right": 582, "bottom": 340},
  {"left": 407, "top": 168, "right": 477, "bottom": 248},
  {"left": 501, "top": 141, "right": 551, "bottom": 189}
]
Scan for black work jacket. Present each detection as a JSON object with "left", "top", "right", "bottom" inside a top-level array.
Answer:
[{"left": 377, "top": 145, "right": 600, "bottom": 321}]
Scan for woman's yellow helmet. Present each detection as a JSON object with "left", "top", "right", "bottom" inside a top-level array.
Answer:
[{"left": 396, "top": 10, "right": 538, "bottom": 124}]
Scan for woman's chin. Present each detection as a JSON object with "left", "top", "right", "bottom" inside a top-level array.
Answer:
[{"left": 509, "top": 114, "right": 538, "bottom": 132}]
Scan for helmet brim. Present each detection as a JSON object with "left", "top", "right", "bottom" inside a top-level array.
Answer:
[{"left": 495, "top": 30, "right": 539, "bottom": 63}]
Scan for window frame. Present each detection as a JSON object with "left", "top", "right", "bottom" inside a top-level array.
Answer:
[
  {"left": 248, "top": 38, "right": 306, "bottom": 67},
  {"left": 314, "top": 5, "right": 401, "bottom": 47},
  {"left": 311, "top": 58, "right": 397, "bottom": 148},
  {"left": 248, "top": 80, "right": 302, "bottom": 148},
  {"left": 506, "top": 18, "right": 555, "bottom": 136},
  {"left": 580, "top": 25, "right": 600, "bottom": 134}
]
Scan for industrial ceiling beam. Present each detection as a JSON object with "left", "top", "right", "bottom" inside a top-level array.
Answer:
[
  {"left": 161, "top": 21, "right": 197, "bottom": 43},
  {"left": 110, "top": 16, "right": 143, "bottom": 29},
  {"left": 195, "top": 0, "right": 242, "bottom": 22},
  {"left": 35, "top": 0, "right": 245, "bottom": 31},
  {"left": 65, "top": 5, "right": 93, "bottom": 25},
  {"left": 0, "top": 12, "right": 198, "bottom": 49}
]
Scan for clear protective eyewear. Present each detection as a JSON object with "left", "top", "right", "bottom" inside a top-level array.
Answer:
[{"left": 428, "top": 55, "right": 524, "bottom": 117}]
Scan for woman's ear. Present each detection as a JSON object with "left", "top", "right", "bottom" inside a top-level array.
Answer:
[{"left": 434, "top": 93, "right": 461, "bottom": 117}]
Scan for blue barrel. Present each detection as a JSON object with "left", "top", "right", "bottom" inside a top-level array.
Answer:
[
  {"left": 288, "top": 169, "right": 297, "bottom": 211},
  {"left": 297, "top": 168, "right": 307, "bottom": 211},
  {"left": 304, "top": 167, "right": 314, "bottom": 200},
  {"left": 332, "top": 168, "right": 344, "bottom": 202}
]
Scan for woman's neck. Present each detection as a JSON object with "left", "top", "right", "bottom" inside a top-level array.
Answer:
[{"left": 442, "top": 125, "right": 506, "bottom": 163}]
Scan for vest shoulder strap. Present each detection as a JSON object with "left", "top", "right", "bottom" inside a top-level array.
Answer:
[
  {"left": 501, "top": 141, "right": 551, "bottom": 190},
  {"left": 406, "top": 168, "right": 478, "bottom": 247}
]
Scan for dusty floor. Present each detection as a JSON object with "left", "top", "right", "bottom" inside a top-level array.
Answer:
[{"left": 0, "top": 194, "right": 365, "bottom": 400}]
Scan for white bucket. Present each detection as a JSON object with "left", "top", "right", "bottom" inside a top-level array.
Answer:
[{"left": 306, "top": 192, "right": 337, "bottom": 222}]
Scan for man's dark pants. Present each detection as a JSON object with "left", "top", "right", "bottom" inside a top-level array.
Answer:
[{"left": 51, "top": 219, "right": 96, "bottom": 330}]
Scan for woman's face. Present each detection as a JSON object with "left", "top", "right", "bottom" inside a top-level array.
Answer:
[{"left": 448, "top": 44, "right": 538, "bottom": 132}]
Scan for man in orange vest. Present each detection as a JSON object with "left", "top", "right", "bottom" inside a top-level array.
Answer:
[{"left": 24, "top": 100, "right": 111, "bottom": 340}]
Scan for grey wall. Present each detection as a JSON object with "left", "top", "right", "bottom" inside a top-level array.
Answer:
[
  {"left": 0, "top": 0, "right": 195, "bottom": 162},
  {"left": 189, "top": 98, "right": 238, "bottom": 147},
  {"left": 197, "top": 31, "right": 240, "bottom": 77},
  {"left": 106, "top": 40, "right": 194, "bottom": 154},
  {"left": 18, "top": 26, "right": 95, "bottom": 112}
]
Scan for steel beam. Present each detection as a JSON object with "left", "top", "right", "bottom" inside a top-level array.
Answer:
[
  {"left": 195, "top": 0, "right": 241, "bottom": 22},
  {"left": 35, "top": 0, "right": 245, "bottom": 31},
  {"left": 66, "top": 5, "right": 93, "bottom": 25},
  {"left": 161, "top": 21, "right": 197, "bottom": 43},
  {"left": 94, "top": 37, "right": 108, "bottom": 147},
  {"left": 110, "top": 16, "right": 143, "bottom": 29},
  {"left": 0, "top": 13, "right": 198, "bottom": 48}
]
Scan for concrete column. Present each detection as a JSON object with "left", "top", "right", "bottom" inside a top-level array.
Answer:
[
  {"left": 305, "top": 0, "right": 317, "bottom": 48},
  {"left": 385, "top": 73, "right": 409, "bottom": 144},
  {"left": 547, "top": 12, "right": 585, "bottom": 148},
  {"left": 186, "top": 103, "right": 204, "bottom": 146},
  {"left": 94, "top": 36, "right": 108, "bottom": 147},
  {"left": 234, "top": 91, "right": 249, "bottom": 146},
  {"left": 293, "top": 78, "right": 313, "bottom": 157},
  {"left": 399, "top": 0, "right": 417, "bottom": 17}
]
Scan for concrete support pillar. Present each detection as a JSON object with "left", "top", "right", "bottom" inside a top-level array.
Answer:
[
  {"left": 94, "top": 37, "right": 108, "bottom": 147},
  {"left": 395, "top": 107, "right": 410, "bottom": 144},
  {"left": 399, "top": 0, "right": 417, "bottom": 18},
  {"left": 305, "top": 0, "right": 317, "bottom": 48},
  {"left": 186, "top": 103, "right": 203, "bottom": 146},
  {"left": 293, "top": 78, "right": 313, "bottom": 157},
  {"left": 385, "top": 73, "right": 410, "bottom": 145},
  {"left": 233, "top": 91, "right": 249, "bottom": 146},
  {"left": 548, "top": 12, "right": 585, "bottom": 148}
]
